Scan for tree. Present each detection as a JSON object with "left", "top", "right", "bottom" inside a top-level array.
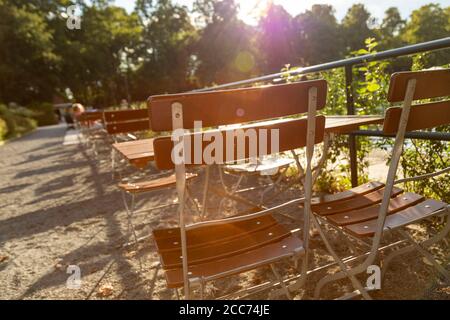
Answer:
[
  {"left": 402, "top": 4, "right": 450, "bottom": 66},
  {"left": 258, "top": 3, "right": 295, "bottom": 73},
  {"left": 193, "top": 0, "right": 258, "bottom": 85},
  {"left": 0, "top": 0, "right": 59, "bottom": 104},
  {"left": 133, "top": 0, "right": 196, "bottom": 97},
  {"left": 55, "top": 3, "right": 141, "bottom": 107},
  {"left": 294, "top": 4, "right": 343, "bottom": 65},
  {"left": 378, "top": 7, "right": 406, "bottom": 49},
  {"left": 341, "top": 4, "right": 375, "bottom": 52},
  {"left": 403, "top": 4, "right": 449, "bottom": 43}
]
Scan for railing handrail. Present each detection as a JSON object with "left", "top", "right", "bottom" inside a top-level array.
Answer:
[{"left": 193, "top": 37, "right": 450, "bottom": 93}]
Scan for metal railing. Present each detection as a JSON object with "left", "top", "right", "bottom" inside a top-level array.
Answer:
[{"left": 193, "top": 37, "right": 450, "bottom": 187}]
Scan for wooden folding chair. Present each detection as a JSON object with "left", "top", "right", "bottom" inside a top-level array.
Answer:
[
  {"left": 215, "top": 154, "right": 295, "bottom": 215},
  {"left": 148, "top": 80, "right": 327, "bottom": 299},
  {"left": 103, "top": 109, "right": 151, "bottom": 179},
  {"left": 77, "top": 110, "right": 105, "bottom": 154},
  {"left": 109, "top": 111, "right": 201, "bottom": 246},
  {"left": 307, "top": 69, "right": 450, "bottom": 299},
  {"left": 118, "top": 171, "right": 200, "bottom": 246}
]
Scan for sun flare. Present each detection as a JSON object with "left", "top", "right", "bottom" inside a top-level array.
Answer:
[{"left": 237, "top": 0, "right": 314, "bottom": 25}]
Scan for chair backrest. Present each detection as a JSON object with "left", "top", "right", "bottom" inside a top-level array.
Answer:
[
  {"left": 152, "top": 116, "right": 326, "bottom": 170},
  {"left": 103, "top": 109, "right": 150, "bottom": 135},
  {"left": 78, "top": 111, "right": 104, "bottom": 125},
  {"left": 148, "top": 80, "right": 327, "bottom": 169},
  {"left": 148, "top": 80, "right": 327, "bottom": 131},
  {"left": 147, "top": 79, "right": 327, "bottom": 298},
  {"left": 383, "top": 69, "right": 450, "bottom": 134},
  {"left": 368, "top": 68, "right": 450, "bottom": 258}
]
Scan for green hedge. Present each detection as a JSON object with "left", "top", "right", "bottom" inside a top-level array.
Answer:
[
  {"left": 0, "top": 104, "right": 37, "bottom": 140},
  {"left": 0, "top": 117, "right": 8, "bottom": 141},
  {"left": 28, "top": 102, "right": 58, "bottom": 126}
]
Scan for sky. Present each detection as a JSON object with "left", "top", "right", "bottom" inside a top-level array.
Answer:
[{"left": 114, "top": 0, "right": 450, "bottom": 24}]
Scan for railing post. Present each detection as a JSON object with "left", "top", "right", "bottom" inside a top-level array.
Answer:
[{"left": 345, "top": 65, "right": 358, "bottom": 187}]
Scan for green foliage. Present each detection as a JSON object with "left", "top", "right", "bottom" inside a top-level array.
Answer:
[
  {"left": 0, "top": 104, "right": 37, "bottom": 139},
  {"left": 0, "top": 117, "right": 7, "bottom": 141},
  {"left": 194, "top": 0, "right": 258, "bottom": 85},
  {"left": 1, "top": 1, "right": 449, "bottom": 108},
  {"left": 28, "top": 102, "right": 58, "bottom": 126},
  {"left": 341, "top": 4, "right": 376, "bottom": 52},
  {"left": 294, "top": 5, "right": 343, "bottom": 66}
]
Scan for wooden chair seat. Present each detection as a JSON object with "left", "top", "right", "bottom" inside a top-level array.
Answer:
[
  {"left": 153, "top": 214, "right": 303, "bottom": 288},
  {"left": 159, "top": 223, "right": 291, "bottom": 269},
  {"left": 326, "top": 192, "right": 425, "bottom": 226},
  {"left": 312, "top": 181, "right": 447, "bottom": 238},
  {"left": 344, "top": 198, "right": 448, "bottom": 238},
  {"left": 162, "top": 233, "right": 303, "bottom": 289},
  {"left": 118, "top": 173, "right": 197, "bottom": 193},
  {"left": 154, "top": 214, "right": 278, "bottom": 251},
  {"left": 311, "top": 186, "right": 404, "bottom": 216},
  {"left": 311, "top": 181, "right": 384, "bottom": 205}
]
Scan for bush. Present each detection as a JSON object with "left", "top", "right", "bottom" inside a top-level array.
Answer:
[
  {"left": 0, "top": 117, "right": 8, "bottom": 141},
  {"left": 28, "top": 102, "right": 58, "bottom": 126},
  {"left": 0, "top": 104, "right": 37, "bottom": 139}
]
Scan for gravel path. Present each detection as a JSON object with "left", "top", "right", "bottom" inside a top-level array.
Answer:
[{"left": 0, "top": 125, "right": 448, "bottom": 300}]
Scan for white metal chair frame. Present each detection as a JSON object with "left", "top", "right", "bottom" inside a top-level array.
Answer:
[
  {"left": 169, "top": 86, "right": 320, "bottom": 299},
  {"left": 304, "top": 78, "right": 450, "bottom": 300}
]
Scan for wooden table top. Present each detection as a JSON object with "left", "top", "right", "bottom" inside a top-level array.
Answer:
[
  {"left": 113, "top": 138, "right": 155, "bottom": 168},
  {"left": 112, "top": 115, "right": 384, "bottom": 168},
  {"left": 325, "top": 115, "right": 384, "bottom": 134}
]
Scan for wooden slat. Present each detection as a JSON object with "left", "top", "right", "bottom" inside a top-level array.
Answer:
[
  {"left": 163, "top": 235, "right": 303, "bottom": 288},
  {"left": 113, "top": 138, "right": 154, "bottom": 157},
  {"left": 105, "top": 120, "right": 150, "bottom": 134},
  {"left": 388, "top": 69, "right": 450, "bottom": 102},
  {"left": 118, "top": 173, "right": 197, "bottom": 193},
  {"left": 148, "top": 80, "right": 327, "bottom": 132},
  {"left": 159, "top": 223, "right": 291, "bottom": 269},
  {"left": 152, "top": 116, "right": 326, "bottom": 170},
  {"left": 104, "top": 109, "right": 149, "bottom": 122},
  {"left": 153, "top": 214, "right": 278, "bottom": 252},
  {"left": 344, "top": 199, "right": 448, "bottom": 238},
  {"left": 311, "top": 181, "right": 384, "bottom": 205},
  {"left": 325, "top": 116, "right": 384, "bottom": 134},
  {"left": 383, "top": 100, "right": 450, "bottom": 134},
  {"left": 312, "top": 186, "right": 404, "bottom": 216},
  {"left": 326, "top": 192, "right": 425, "bottom": 226},
  {"left": 79, "top": 111, "right": 104, "bottom": 122}
]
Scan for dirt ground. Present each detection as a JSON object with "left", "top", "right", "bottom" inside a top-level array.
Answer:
[{"left": 0, "top": 124, "right": 448, "bottom": 300}]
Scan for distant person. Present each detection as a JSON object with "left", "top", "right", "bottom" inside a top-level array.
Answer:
[
  {"left": 72, "top": 103, "right": 85, "bottom": 120},
  {"left": 64, "top": 110, "right": 75, "bottom": 130},
  {"left": 120, "top": 99, "right": 129, "bottom": 110}
]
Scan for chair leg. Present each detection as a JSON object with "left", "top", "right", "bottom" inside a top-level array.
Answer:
[
  {"left": 311, "top": 215, "right": 372, "bottom": 300},
  {"left": 259, "top": 173, "right": 284, "bottom": 206},
  {"left": 200, "top": 166, "right": 211, "bottom": 220},
  {"left": 381, "top": 244, "right": 414, "bottom": 282},
  {"left": 218, "top": 172, "right": 244, "bottom": 213},
  {"left": 397, "top": 228, "right": 450, "bottom": 282},
  {"left": 270, "top": 263, "right": 292, "bottom": 300},
  {"left": 186, "top": 185, "right": 202, "bottom": 218},
  {"left": 382, "top": 211, "right": 450, "bottom": 282},
  {"left": 121, "top": 191, "right": 139, "bottom": 245},
  {"left": 111, "top": 148, "right": 116, "bottom": 181}
]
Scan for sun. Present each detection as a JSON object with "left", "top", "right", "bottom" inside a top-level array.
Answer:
[
  {"left": 236, "top": 0, "right": 272, "bottom": 25},
  {"left": 236, "top": 0, "right": 314, "bottom": 25}
]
